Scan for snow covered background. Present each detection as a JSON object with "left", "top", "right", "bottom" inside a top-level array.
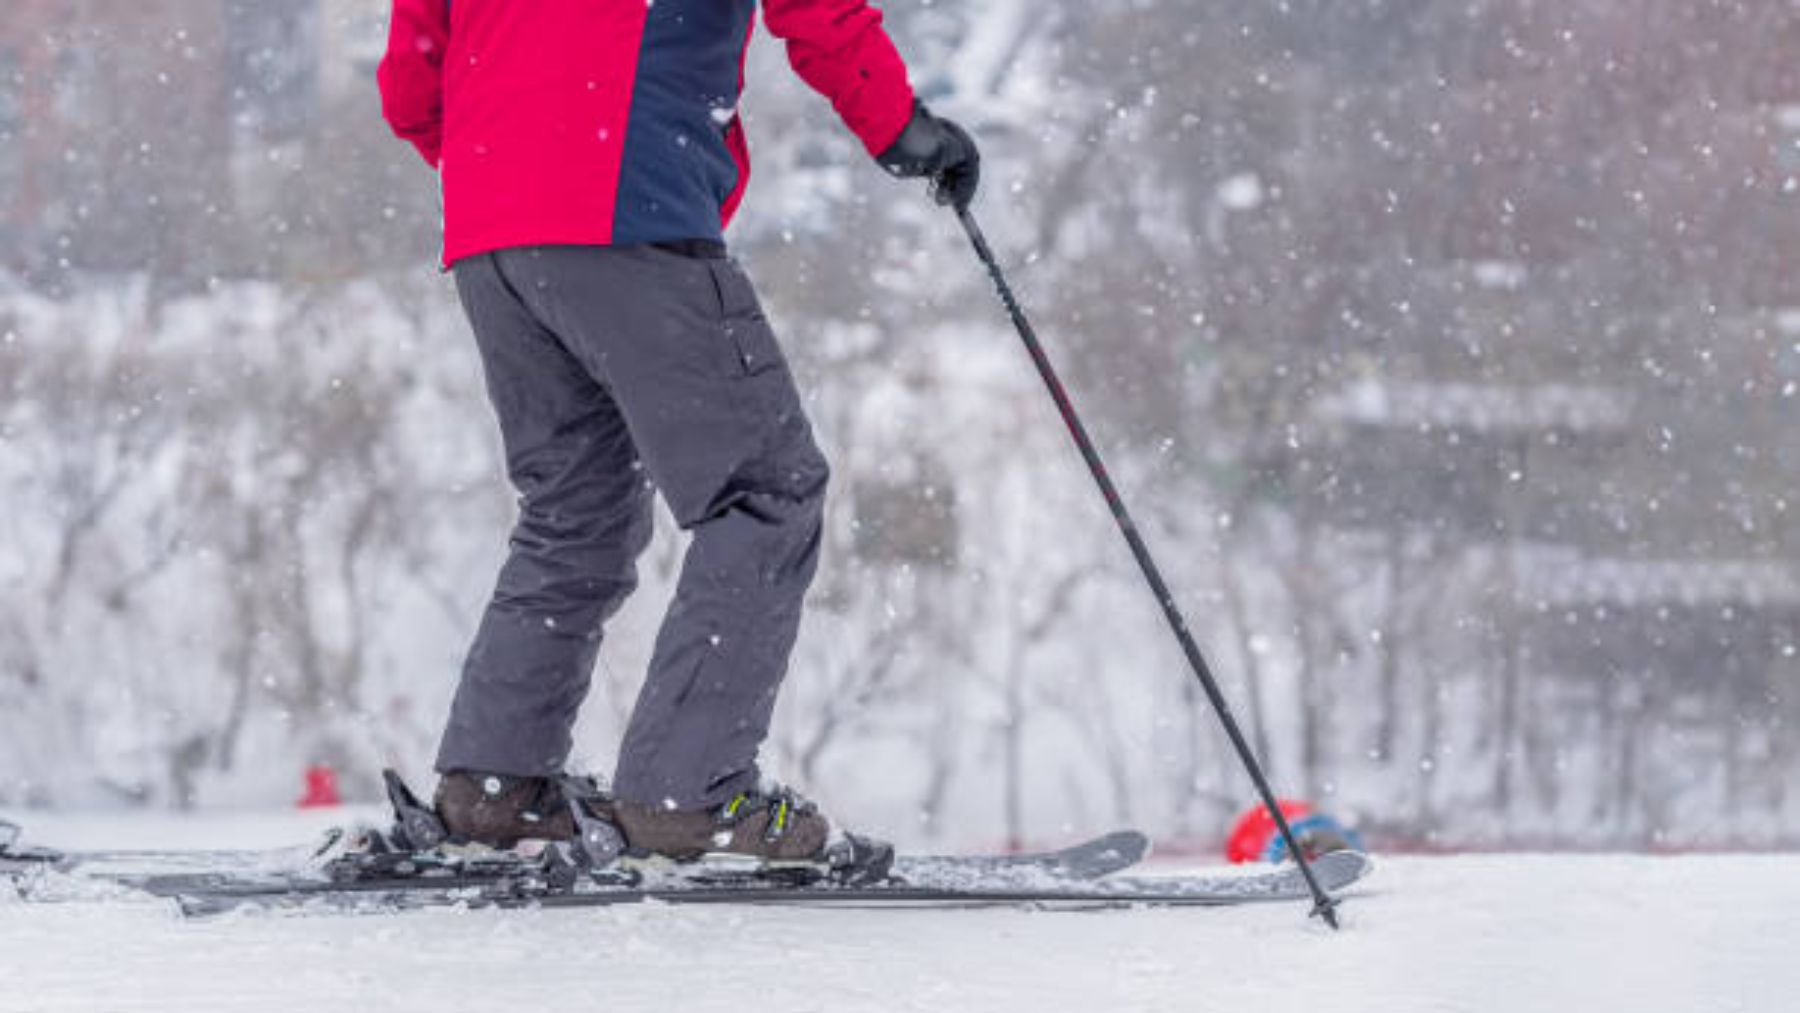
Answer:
[
  {"left": 2, "top": 0, "right": 1798, "bottom": 859},
  {"left": 2, "top": 4, "right": 1797, "bottom": 1010},
  {"left": 1, "top": 812, "right": 1795, "bottom": 1013}
]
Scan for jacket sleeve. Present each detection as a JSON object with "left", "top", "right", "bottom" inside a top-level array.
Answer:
[
  {"left": 761, "top": 0, "right": 917, "bottom": 156},
  {"left": 377, "top": 0, "right": 451, "bottom": 167}
]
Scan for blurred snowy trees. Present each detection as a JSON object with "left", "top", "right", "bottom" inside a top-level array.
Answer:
[{"left": 0, "top": 1, "right": 1796, "bottom": 849}]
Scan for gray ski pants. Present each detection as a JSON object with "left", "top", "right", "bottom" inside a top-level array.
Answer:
[{"left": 435, "top": 244, "right": 828, "bottom": 810}]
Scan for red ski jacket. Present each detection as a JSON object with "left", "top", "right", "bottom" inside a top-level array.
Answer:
[{"left": 378, "top": 0, "right": 916, "bottom": 265}]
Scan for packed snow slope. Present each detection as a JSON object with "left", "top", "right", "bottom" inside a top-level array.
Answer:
[{"left": 0, "top": 812, "right": 1791, "bottom": 1013}]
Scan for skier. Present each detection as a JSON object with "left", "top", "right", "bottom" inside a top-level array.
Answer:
[{"left": 377, "top": 1, "right": 978, "bottom": 862}]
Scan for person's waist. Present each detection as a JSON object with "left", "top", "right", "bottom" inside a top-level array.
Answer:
[{"left": 650, "top": 238, "right": 728, "bottom": 259}]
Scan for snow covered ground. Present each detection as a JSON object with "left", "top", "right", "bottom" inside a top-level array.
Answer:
[{"left": 0, "top": 811, "right": 1793, "bottom": 1013}]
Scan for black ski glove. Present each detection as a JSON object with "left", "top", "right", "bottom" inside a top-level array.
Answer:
[{"left": 876, "top": 103, "right": 981, "bottom": 212}]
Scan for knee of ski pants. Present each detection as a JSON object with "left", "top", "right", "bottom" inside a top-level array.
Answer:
[
  {"left": 509, "top": 463, "right": 657, "bottom": 561},
  {"left": 671, "top": 447, "right": 830, "bottom": 539},
  {"left": 492, "top": 476, "right": 657, "bottom": 620}
]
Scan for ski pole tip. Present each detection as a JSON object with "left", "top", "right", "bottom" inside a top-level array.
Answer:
[{"left": 1311, "top": 896, "right": 1343, "bottom": 931}]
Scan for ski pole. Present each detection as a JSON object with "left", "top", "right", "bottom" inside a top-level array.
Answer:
[{"left": 953, "top": 205, "right": 1343, "bottom": 930}]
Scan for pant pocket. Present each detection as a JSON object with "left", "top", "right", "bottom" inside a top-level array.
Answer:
[{"left": 706, "top": 259, "right": 786, "bottom": 377}]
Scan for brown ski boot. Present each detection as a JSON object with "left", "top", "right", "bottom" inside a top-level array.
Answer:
[
  {"left": 433, "top": 770, "right": 577, "bottom": 849},
  {"left": 607, "top": 785, "right": 834, "bottom": 863}
]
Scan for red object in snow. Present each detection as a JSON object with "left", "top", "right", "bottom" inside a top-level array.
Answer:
[
  {"left": 297, "top": 764, "right": 343, "bottom": 808},
  {"left": 1225, "top": 799, "right": 1314, "bottom": 864}
]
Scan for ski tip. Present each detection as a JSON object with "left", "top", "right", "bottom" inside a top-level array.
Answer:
[
  {"left": 1327, "top": 847, "right": 1373, "bottom": 873},
  {"left": 1309, "top": 848, "right": 1373, "bottom": 893},
  {"left": 0, "top": 818, "right": 19, "bottom": 853},
  {"left": 1098, "top": 829, "right": 1152, "bottom": 864}
]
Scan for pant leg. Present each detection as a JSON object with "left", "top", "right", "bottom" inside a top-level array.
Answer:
[
  {"left": 435, "top": 252, "right": 655, "bottom": 777},
  {"left": 491, "top": 245, "right": 829, "bottom": 809}
]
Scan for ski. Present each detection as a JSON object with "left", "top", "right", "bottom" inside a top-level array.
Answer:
[
  {"left": 0, "top": 824, "right": 1144, "bottom": 883},
  {"left": 1, "top": 818, "right": 1152, "bottom": 905},
  {"left": 3, "top": 809, "right": 1368, "bottom": 919},
  {"left": 0, "top": 818, "right": 350, "bottom": 879},
  {"left": 895, "top": 829, "right": 1147, "bottom": 884},
  {"left": 160, "top": 848, "right": 1371, "bottom": 917},
  {"left": 5, "top": 766, "right": 1371, "bottom": 923}
]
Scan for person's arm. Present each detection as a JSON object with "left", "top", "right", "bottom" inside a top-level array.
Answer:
[
  {"left": 760, "top": 0, "right": 917, "bottom": 156},
  {"left": 377, "top": 0, "right": 451, "bottom": 167},
  {"left": 762, "top": 1, "right": 980, "bottom": 211}
]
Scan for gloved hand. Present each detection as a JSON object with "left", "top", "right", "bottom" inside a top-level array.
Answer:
[{"left": 876, "top": 103, "right": 981, "bottom": 211}]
